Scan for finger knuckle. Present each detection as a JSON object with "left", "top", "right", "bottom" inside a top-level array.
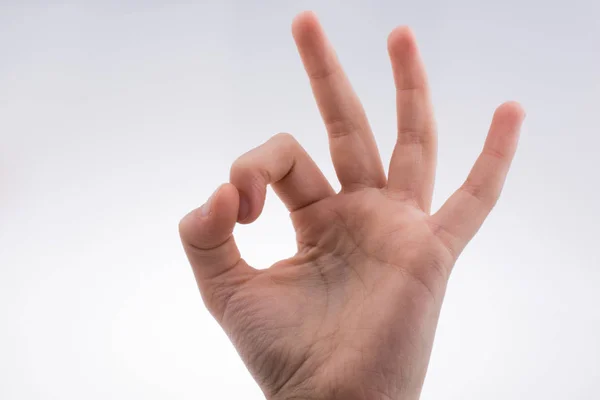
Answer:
[
  {"left": 230, "top": 155, "right": 252, "bottom": 180},
  {"left": 325, "top": 118, "right": 357, "bottom": 139},
  {"left": 482, "top": 147, "right": 506, "bottom": 161},
  {"left": 272, "top": 131, "right": 295, "bottom": 143},
  {"left": 397, "top": 128, "right": 431, "bottom": 146},
  {"left": 461, "top": 180, "right": 499, "bottom": 207},
  {"left": 272, "top": 132, "right": 300, "bottom": 152}
]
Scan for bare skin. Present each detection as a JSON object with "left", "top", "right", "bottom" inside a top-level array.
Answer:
[{"left": 179, "top": 11, "right": 525, "bottom": 400}]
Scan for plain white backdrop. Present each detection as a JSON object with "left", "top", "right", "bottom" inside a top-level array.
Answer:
[{"left": 1, "top": 1, "right": 599, "bottom": 399}]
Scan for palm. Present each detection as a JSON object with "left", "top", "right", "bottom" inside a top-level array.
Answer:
[
  {"left": 221, "top": 190, "right": 449, "bottom": 398},
  {"left": 180, "top": 11, "right": 524, "bottom": 400}
]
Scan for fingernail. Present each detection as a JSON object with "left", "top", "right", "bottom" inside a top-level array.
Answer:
[
  {"left": 238, "top": 194, "right": 250, "bottom": 221},
  {"left": 201, "top": 187, "right": 218, "bottom": 217}
]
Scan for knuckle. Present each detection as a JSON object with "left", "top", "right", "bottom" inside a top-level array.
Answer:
[
  {"left": 230, "top": 144, "right": 269, "bottom": 180},
  {"left": 397, "top": 128, "right": 431, "bottom": 146},
  {"left": 230, "top": 133, "right": 300, "bottom": 185},
  {"left": 272, "top": 132, "right": 300, "bottom": 153},
  {"left": 482, "top": 147, "right": 506, "bottom": 161},
  {"left": 307, "top": 64, "right": 339, "bottom": 81},
  {"left": 460, "top": 180, "right": 498, "bottom": 206},
  {"left": 460, "top": 180, "right": 483, "bottom": 200},
  {"left": 230, "top": 155, "right": 252, "bottom": 180},
  {"left": 426, "top": 218, "right": 458, "bottom": 260},
  {"left": 272, "top": 131, "right": 296, "bottom": 143},
  {"left": 325, "top": 118, "right": 356, "bottom": 139}
]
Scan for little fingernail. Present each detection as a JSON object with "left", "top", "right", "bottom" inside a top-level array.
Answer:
[
  {"left": 238, "top": 194, "right": 250, "bottom": 221},
  {"left": 201, "top": 187, "right": 219, "bottom": 217}
]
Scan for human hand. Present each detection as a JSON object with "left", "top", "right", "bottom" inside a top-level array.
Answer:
[{"left": 179, "top": 11, "right": 525, "bottom": 400}]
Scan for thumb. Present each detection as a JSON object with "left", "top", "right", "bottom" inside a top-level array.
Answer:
[{"left": 179, "top": 183, "right": 256, "bottom": 320}]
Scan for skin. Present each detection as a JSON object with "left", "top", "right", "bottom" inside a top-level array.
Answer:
[{"left": 179, "top": 11, "right": 525, "bottom": 400}]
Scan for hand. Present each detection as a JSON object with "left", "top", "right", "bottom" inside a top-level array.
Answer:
[{"left": 179, "top": 11, "right": 525, "bottom": 400}]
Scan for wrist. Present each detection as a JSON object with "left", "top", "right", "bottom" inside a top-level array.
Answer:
[{"left": 268, "top": 381, "right": 415, "bottom": 400}]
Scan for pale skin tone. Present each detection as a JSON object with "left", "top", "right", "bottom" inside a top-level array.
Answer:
[{"left": 179, "top": 11, "right": 525, "bottom": 400}]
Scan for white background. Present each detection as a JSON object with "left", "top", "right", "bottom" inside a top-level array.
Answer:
[{"left": 1, "top": 1, "right": 599, "bottom": 399}]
